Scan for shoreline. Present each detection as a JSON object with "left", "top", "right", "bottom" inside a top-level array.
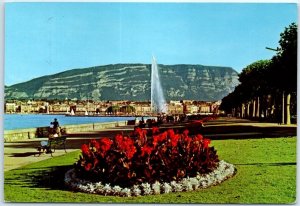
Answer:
[
  {"left": 5, "top": 113, "right": 155, "bottom": 117},
  {"left": 4, "top": 121, "right": 128, "bottom": 142},
  {"left": 4, "top": 114, "right": 143, "bottom": 131}
]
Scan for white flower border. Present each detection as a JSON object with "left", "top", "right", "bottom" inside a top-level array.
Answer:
[{"left": 64, "top": 160, "right": 236, "bottom": 197}]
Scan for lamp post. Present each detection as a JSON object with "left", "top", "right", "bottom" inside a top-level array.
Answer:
[
  {"left": 265, "top": 46, "right": 285, "bottom": 124},
  {"left": 265, "top": 47, "right": 279, "bottom": 52}
]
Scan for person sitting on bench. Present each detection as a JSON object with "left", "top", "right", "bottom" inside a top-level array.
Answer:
[
  {"left": 39, "top": 119, "right": 60, "bottom": 154},
  {"left": 50, "top": 118, "right": 61, "bottom": 136}
]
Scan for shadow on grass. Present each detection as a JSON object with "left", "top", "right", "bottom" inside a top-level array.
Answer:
[
  {"left": 235, "top": 162, "right": 296, "bottom": 166},
  {"left": 5, "top": 137, "right": 106, "bottom": 150},
  {"left": 5, "top": 165, "right": 74, "bottom": 191},
  {"left": 9, "top": 152, "right": 41, "bottom": 157}
]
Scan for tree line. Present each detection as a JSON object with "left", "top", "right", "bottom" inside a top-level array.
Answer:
[{"left": 220, "top": 23, "right": 297, "bottom": 125}]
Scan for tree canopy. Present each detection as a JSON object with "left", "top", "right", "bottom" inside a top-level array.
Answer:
[{"left": 220, "top": 22, "right": 297, "bottom": 123}]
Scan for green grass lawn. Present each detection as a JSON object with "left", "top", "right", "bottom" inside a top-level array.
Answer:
[{"left": 4, "top": 137, "right": 296, "bottom": 203}]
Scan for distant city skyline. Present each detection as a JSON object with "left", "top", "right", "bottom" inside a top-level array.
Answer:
[{"left": 5, "top": 2, "right": 297, "bottom": 86}]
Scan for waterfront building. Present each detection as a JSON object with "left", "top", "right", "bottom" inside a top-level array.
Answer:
[
  {"left": 167, "top": 103, "right": 184, "bottom": 114},
  {"left": 5, "top": 102, "right": 16, "bottom": 113},
  {"left": 49, "top": 103, "right": 70, "bottom": 113},
  {"left": 199, "top": 105, "right": 210, "bottom": 113},
  {"left": 135, "top": 102, "right": 151, "bottom": 115},
  {"left": 20, "top": 103, "right": 32, "bottom": 113},
  {"left": 4, "top": 99, "right": 222, "bottom": 115}
]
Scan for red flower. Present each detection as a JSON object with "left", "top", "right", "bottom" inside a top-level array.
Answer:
[
  {"left": 115, "top": 134, "right": 123, "bottom": 145},
  {"left": 90, "top": 139, "right": 100, "bottom": 150},
  {"left": 183, "top": 136, "right": 192, "bottom": 145},
  {"left": 183, "top": 129, "right": 189, "bottom": 136},
  {"left": 134, "top": 127, "right": 146, "bottom": 138},
  {"left": 153, "top": 131, "right": 167, "bottom": 146},
  {"left": 81, "top": 144, "right": 90, "bottom": 156},
  {"left": 203, "top": 139, "right": 211, "bottom": 148},
  {"left": 93, "top": 158, "right": 99, "bottom": 167},
  {"left": 160, "top": 132, "right": 167, "bottom": 142},
  {"left": 167, "top": 129, "right": 175, "bottom": 138},
  {"left": 134, "top": 127, "right": 142, "bottom": 135},
  {"left": 153, "top": 135, "right": 159, "bottom": 147},
  {"left": 170, "top": 134, "right": 180, "bottom": 147},
  {"left": 100, "top": 137, "right": 112, "bottom": 145},
  {"left": 116, "top": 135, "right": 136, "bottom": 159},
  {"left": 84, "top": 163, "right": 92, "bottom": 171},
  {"left": 141, "top": 145, "right": 153, "bottom": 156},
  {"left": 125, "top": 144, "right": 136, "bottom": 159},
  {"left": 99, "top": 137, "right": 113, "bottom": 156},
  {"left": 152, "top": 127, "right": 159, "bottom": 134},
  {"left": 195, "top": 134, "right": 203, "bottom": 142},
  {"left": 142, "top": 129, "right": 147, "bottom": 137}
]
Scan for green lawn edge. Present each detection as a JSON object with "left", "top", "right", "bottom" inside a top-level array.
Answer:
[{"left": 4, "top": 137, "right": 297, "bottom": 203}]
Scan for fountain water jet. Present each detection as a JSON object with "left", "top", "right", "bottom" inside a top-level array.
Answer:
[{"left": 151, "top": 56, "right": 167, "bottom": 114}]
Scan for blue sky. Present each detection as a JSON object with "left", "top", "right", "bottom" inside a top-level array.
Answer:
[{"left": 5, "top": 2, "right": 297, "bottom": 86}]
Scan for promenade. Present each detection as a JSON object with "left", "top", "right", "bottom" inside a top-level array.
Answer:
[{"left": 3, "top": 117, "right": 297, "bottom": 171}]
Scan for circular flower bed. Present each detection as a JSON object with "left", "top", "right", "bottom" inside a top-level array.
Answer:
[
  {"left": 65, "top": 126, "right": 236, "bottom": 196},
  {"left": 65, "top": 160, "right": 235, "bottom": 196}
]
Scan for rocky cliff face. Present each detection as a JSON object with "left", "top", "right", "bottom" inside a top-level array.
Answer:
[{"left": 5, "top": 64, "right": 239, "bottom": 101}]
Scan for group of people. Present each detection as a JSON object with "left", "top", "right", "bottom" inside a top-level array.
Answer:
[
  {"left": 158, "top": 114, "right": 188, "bottom": 124},
  {"left": 136, "top": 114, "right": 189, "bottom": 128},
  {"left": 138, "top": 117, "right": 160, "bottom": 128}
]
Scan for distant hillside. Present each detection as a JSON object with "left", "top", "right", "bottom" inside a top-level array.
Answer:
[{"left": 5, "top": 64, "right": 239, "bottom": 101}]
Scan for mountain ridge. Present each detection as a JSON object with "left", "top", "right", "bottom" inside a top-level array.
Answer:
[{"left": 5, "top": 63, "right": 239, "bottom": 101}]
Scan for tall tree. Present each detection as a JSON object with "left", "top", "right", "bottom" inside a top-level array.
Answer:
[
  {"left": 239, "top": 60, "right": 271, "bottom": 118},
  {"left": 269, "top": 23, "right": 297, "bottom": 124},
  {"left": 220, "top": 23, "right": 297, "bottom": 123}
]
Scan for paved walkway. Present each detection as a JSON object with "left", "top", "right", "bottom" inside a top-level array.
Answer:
[
  {"left": 4, "top": 127, "right": 125, "bottom": 172},
  {"left": 3, "top": 117, "right": 297, "bottom": 172},
  {"left": 4, "top": 139, "right": 78, "bottom": 171}
]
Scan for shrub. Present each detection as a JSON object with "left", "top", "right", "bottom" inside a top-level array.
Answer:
[{"left": 74, "top": 127, "right": 219, "bottom": 188}]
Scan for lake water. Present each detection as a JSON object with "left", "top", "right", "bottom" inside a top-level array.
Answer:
[{"left": 4, "top": 114, "right": 141, "bottom": 130}]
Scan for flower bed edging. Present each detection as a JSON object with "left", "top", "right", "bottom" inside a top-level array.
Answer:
[{"left": 64, "top": 160, "right": 236, "bottom": 197}]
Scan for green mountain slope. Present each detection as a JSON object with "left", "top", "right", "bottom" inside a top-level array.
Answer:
[{"left": 5, "top": 64, "right": 239, "bottom": 101}]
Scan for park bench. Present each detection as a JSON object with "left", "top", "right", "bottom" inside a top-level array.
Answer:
[
  {"left": 37, "top": 135, "right": 67, "bottom": 157},
  {"left": 127, "top": 120, "right": 136, "bottom": 125}
]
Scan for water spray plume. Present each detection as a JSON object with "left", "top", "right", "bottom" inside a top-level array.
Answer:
[{"left": 151, "top": 56, "right": 167, "bottom": 114}]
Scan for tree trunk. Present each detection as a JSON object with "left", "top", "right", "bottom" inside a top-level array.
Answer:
[
  {"left": 241, "top": 103, "right": 245, "bottom": 118},
  {"left": 271, "top": 95, "right": 275, "bottom": 115},
  {"left": 282, "top": 91, "right": 285, "bottom": 124},
  {"left": 252, "top": 99, "right": 256, "bottom": 118},
  {"left": 256, "top": 97, "right": 260, "bottom": 118},
  {"left": 247, "top": 102, "right": 250, "bottom": 118},
  {"left": 286, "top": 93, "right": 291, "bottom": 125}
]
